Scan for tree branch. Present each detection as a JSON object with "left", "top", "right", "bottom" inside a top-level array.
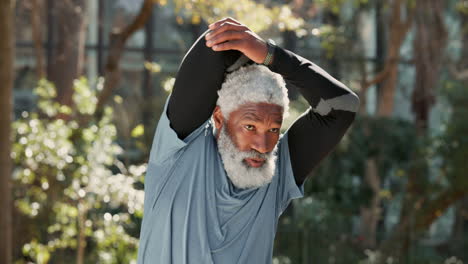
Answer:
[
  {"left": 415, "top": 189, "right": 467, "bottom": 231},
  {"left": 94, "top": 0, "right": 155, "bottom": 119},
  {"left": 361, "top": 65, "right": 391, "bottom": 93}
]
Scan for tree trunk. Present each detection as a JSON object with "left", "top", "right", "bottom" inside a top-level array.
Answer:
[
  {"left": 411, "top": 0, "right": 447, "bottom": 132},
  {"left": 0, "top": 0, "right": 15, "bottom": 263},
  {"left": 357, "top": 0, "right": 414, "bottom": 250},
  {"left": 30, "top": 0, "right": 46, "bottom": 79},
  {"left": 76, "top": 201, "right": 87, "bottom": 264},
  {"left": 376, "top": 0, "right": 413, "bottom": 117},
  {"left": 376, "top": 0, "right": 448, "bottom": 262},
  {"left": 359, "top": 158, "right": 382, "bottom": 249},
  {"left": 49, "top": 0, "right": 87, "bottom": 107}
]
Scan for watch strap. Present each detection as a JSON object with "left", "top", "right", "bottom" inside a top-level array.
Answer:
[{"left": 262, "top": 38, "right": 276, "bottom": 66}]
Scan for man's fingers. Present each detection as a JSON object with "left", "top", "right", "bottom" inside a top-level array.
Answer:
[
  {"left": 205, "top": 30, "right": 246, "bottom": 47},
  {"left": 211, "top": 39, "right": 245, "bottom": 52},
  {"left": 206, "top": 22, "right": 248, "bottom": 41},
  {"left": 208, "top": 17, "right": 241, "bottom": 29}
]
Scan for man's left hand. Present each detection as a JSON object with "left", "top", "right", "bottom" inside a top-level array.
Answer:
[{"left": 204, "top": 17, "right": 269, "bottom": 65}]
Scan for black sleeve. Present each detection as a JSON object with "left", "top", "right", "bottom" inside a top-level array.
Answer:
[
  {"left": 267, "top": 46, "right": 360, "bottom": 186},
  {"left": 167, "top": 29, "right": 245, "bottom": 139}
]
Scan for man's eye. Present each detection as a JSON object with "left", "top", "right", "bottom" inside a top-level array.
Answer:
[
  {"left": 269, "top": 128, "right": 280, "bottom": 133},
  {"left": 244, "top": 125, "right": 254, "bottom": 131}
]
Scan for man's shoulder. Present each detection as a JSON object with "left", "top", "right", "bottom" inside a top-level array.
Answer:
[{"left": 149, "top": 117, "right": 213, "bottom": 165}]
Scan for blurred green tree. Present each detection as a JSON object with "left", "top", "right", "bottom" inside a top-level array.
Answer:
[
  {"left": 274, "top": 0, "right": 468, "bottom": 263},
  {"left": 11, "top": 78, "right": 146, "bottom": 264}
]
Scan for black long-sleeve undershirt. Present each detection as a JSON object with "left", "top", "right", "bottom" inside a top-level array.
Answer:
[{"left": 167, "top": 29, "right": 360, "bottom": 187}]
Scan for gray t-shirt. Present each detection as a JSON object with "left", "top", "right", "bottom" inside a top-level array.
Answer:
[{"left": 137, "top": 95, "right": 305, "bottom": 264}]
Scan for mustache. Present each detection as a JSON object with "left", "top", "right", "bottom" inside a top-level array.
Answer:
[
  {"left": 238, "top": 149, "right": 271, "bottom": 160},
  {"left": 234, "top": 147, "right": 278, "bottom": 165}
]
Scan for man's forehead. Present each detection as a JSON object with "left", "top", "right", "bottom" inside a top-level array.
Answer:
[
  {"left": 234, "top": 102, "right": 284, "bottom": 123},
  {"left": 236, "top": 102, "right": 283, "bottom": 112}
]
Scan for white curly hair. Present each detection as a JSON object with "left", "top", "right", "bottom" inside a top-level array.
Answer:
[{"left": 216, "top": 63, "right": 289, "bottom": 120}]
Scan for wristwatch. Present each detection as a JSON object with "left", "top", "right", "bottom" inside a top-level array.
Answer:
[{"left": 262, "top": 38, "right": 276, "bottom": 66}]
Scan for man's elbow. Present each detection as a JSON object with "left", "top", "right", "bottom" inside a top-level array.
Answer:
[
  {"left": 349, "top": 91, "right": 360, "bottom": 114},
  {"left": 337, "top": 90, "right": 360, "bottom": 128}
]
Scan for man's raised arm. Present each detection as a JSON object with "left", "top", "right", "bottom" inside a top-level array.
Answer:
[
  {"left": 267, "top": 46, "right": 360, "bottom": 186},
  {"left": 167, "top": 29, "right": 242, "bottom": 140}
]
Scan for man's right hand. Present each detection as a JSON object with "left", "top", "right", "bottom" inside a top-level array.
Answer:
[{"left": 204, "top": 17, "right": 269, "bottom": 65}]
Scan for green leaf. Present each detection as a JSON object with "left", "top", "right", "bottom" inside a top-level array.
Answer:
[{"left": 131, "top": 124, "right": 145, "bottom": 138}]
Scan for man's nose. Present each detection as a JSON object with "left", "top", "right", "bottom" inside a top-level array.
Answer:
[{"left": 251, "top": 134, "right": 270, "bottom": 154}]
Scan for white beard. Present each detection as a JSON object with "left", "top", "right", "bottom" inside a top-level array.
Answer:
[{"left": 216, "top": 125, "right": 278, "bottom": 189}]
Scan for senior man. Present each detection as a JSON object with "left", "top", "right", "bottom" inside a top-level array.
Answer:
[{"left": 137, "top": 17, "right": 360, "bottom": 264}]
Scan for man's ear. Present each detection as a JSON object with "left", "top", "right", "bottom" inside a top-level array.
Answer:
[{"left": 213, "top": 106, "right": 224, "bottom": 131}]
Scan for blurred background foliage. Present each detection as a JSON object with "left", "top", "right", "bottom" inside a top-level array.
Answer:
[
  {"left": 1, "top": 0, "right": 468, "bottom": 263},
  {"left": 12, "top": 79, "right": 146, "bottom": 263}
]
